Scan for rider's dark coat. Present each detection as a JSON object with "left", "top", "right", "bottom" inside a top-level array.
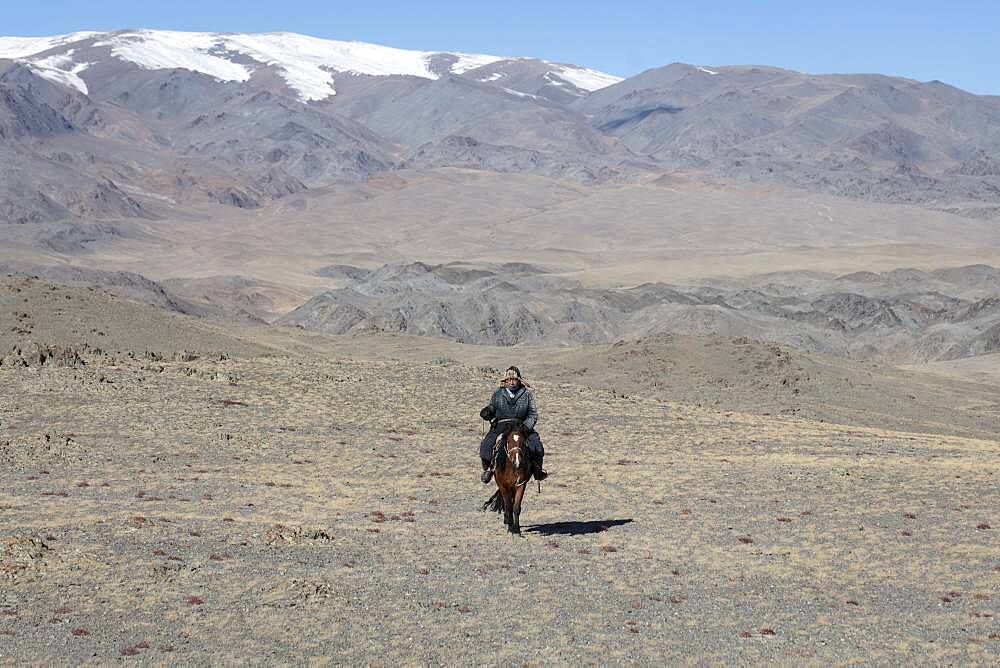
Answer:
[
  {"left": 488, "top": 385, "right": 537, "bottom": 431},
  {"left": 479, "top": 384, "right": 543, "bottom": 461}
]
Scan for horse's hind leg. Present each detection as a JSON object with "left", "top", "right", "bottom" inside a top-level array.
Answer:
[{"left": 511, "top": 484, "right": 526, "bottom": 535}]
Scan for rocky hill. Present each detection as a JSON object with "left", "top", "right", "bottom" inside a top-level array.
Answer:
[{"left": 275, "top": 261, "right": 1000, "bottom": 362}]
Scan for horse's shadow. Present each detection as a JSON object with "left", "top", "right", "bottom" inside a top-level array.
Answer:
[{"left": 523, "top": 519, "right": 633, "bottom": 536}]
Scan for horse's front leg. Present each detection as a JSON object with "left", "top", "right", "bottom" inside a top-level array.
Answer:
[
  {"left": 511, "top": 483, "right": 526, "bottom": 535},
  {"left": 499, "top": 484, "right": 513, "bottom": 527}
]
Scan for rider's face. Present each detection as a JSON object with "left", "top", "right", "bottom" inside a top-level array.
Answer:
[{"left": 505, "top": 377, "right": 520, "bottom": 388}]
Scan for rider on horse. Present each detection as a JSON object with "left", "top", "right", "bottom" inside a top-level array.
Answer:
[{"left": 479, "top": 366, "right": 547, "bottom": 483}]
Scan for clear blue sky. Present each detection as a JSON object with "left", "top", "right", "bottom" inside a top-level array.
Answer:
[{"left": 5, "top": 1, "right": 998, "bottom": 95}]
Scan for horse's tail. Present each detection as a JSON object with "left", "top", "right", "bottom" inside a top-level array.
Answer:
[{"left": 481, "top": 489, "right": 503, "bottom": 513}]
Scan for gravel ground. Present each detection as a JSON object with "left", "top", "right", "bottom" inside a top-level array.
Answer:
[{"left": 1, "top": 344, "right": 997, "bottom": 664}]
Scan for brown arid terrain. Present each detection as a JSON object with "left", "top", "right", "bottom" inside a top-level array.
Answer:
[{"left": 2, "top": 275, "right": 997, "bottom": 663}]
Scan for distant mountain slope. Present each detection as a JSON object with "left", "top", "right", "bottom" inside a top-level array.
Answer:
[
  {"left": 576, "top": 63, "right": 1000, "bottom": 213},
  {"left": 2, "top": 28, "right": 1000, "bottom": 224}
]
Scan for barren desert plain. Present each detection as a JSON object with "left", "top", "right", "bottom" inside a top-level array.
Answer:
[{"left": 1, "top": 274, "right": 997, "bottom": 664}]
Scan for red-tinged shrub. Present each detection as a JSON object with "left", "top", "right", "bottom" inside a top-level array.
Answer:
[
  {"left": 760, "top": 628, "right": 776, "bottom": 636},
  {"left": 738, "top": 536, "right": 754, "bottom": 544},
  {"left": 71, "top": 628, "right": 89, "bottom": 637},
  {"left": 186, "top": 596, "right": 203, "bottom": 606},
  {"left": 600, "top": 545, "right": 617, "bottom": 553}
]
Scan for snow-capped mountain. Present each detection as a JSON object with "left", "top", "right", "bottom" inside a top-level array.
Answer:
[
  {"left": 3, "top": 28, "right": 1000, "bottom": 230},
  {"left": 0, "top": 29, "right": 622, "bottom": 101}
]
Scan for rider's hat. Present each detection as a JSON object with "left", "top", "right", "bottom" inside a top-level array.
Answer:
[{"left": 503, "top": 366, "right": 522, "bottom": 381}]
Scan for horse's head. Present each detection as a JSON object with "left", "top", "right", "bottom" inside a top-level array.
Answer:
[{"left": 500, "top": 419, "right": 528, "bottom": 470}]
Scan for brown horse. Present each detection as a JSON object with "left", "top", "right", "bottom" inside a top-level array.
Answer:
[{"left": 482, "top": 419, "right": 533, "bottom": 534}]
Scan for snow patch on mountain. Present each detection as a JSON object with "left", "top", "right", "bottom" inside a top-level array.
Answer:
[
  {"left": 0, "top": 29, "right": 622, "bottom": 100},
  {"left": 93, "top": 30, "right": 252, "bottom": 83},
  {"left": 0, "top": 31, "right": 100, "bottom": 59},
  {"left": 545, "top": 64, "right": 622, "bottom": 91},
  {"left": 218, "top": 32, "right": 449, "bottom": 99},
  {"left": 447, "top": 53, "right": 506, "bottom": 74},
  {"left": 26, "top": 51, "right": 92, "bottom": 94}
]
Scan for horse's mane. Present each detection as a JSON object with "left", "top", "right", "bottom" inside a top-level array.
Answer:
[{"left": 501, "top": 419, "right": 526, "bottom": 437}]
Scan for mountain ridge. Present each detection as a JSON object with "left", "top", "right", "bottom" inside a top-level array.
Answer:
[
  {"left": 0, "top": 29, "right": 623, "bottom": 101},
  {"left": 2, "top": 28, "right": 1000, "bottom": 243}
]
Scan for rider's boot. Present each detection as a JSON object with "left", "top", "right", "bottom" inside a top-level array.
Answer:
[
  {"left": 532, "top": 452, "right": 548, "bottom": 481},
  {"left": 480, "top": 457, "right": 493, "bottom": 484}
]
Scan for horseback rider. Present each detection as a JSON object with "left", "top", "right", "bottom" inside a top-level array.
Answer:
[{"left": 479, "top": 366, "right": 547, "bottom": 483}]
